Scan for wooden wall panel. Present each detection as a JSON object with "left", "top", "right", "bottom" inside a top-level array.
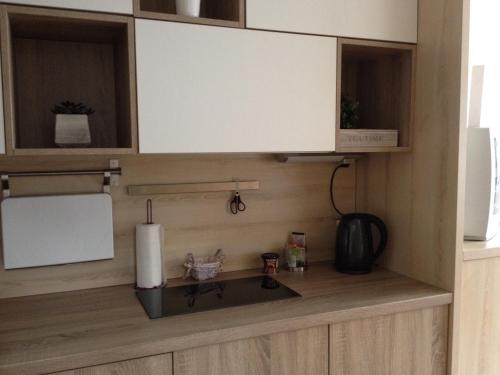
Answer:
[
  {"left": 355, "top": 2, "right": 469, "bottom": 374},
  {"left": 355, "top": 0, "right": 466, "bottom": 292},
  {"left": 0, "top": 155, "right": 355, "bottom": 298}
]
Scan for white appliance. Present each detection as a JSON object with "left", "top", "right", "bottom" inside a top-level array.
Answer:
[
  {"left": 1, "top": 193, "right": 114, "bottom": 269},
  {"left": 464, "top": 127, "right": 500, "bottom": 240}
]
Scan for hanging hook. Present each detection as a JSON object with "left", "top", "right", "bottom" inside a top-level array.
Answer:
[{"left": 147, "top": 199, "right": 153, "bottom": 224}]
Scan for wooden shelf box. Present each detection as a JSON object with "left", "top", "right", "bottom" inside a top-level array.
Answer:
[
  {"left": 134, "top": 0, "right": 245, "bottom": 28},
  {"left": 336, "top": 38, "right": 416, "bottom": 153},
  {"left": 0, "top": 5, "right": 138, "bottom": 155}
]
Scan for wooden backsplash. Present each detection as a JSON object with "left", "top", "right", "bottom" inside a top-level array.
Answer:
[{"left": 0, "top": 155, "right": 355, "bottom": 298}]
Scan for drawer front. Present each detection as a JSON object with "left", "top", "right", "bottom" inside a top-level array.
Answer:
[
  {"left": 136, "top": 20, "right": 336, "bottom": 153},
  {"left": 50, "top": 353, "right": 172, "bottom": 375},
  {"left": 247, "top": 0, "right": 417, "bottom": 43},
  {"left": 330, "top": 306, "right": 448, "bottom": 375},
  {"left": 174, "top": 326, "right": 328, "bottom": 375}
]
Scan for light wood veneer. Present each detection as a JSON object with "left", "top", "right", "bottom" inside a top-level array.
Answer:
[
  {"left": 0, "top": 155, "right": 356, "bottom": 298},
  {"left": 463, "top": 238, "right": 500, "bottom": 261},
  {"left": 331, "top": 306, "right": 449, "bottom": 375},
  {"left": 336, "top": 38, "right": 416, "bottom": 152},
  {"left": 355, "top": 0, "right": 465, "bottom": 292},
  {"left": 0, "top": 263, "right": 451, "bottom": 375},
  {"left": 353, "top": 1, "right": 468, "bottom": 373},
  {"left": 459, "top": 257, "right": 500, "bottom": 375},
  {"left": 174, "top": 326, "right": 328, "bottom": 375},
  {"left": 51, "top": 354, "right": 172, "bottom": 375}
]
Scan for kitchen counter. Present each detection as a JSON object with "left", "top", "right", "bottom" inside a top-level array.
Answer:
[
  {"left": 0, "top": 263, "right": 452, "bottom": 375},
  {"left": 463, "top": 238, "right": 500, "bottom": 261}
]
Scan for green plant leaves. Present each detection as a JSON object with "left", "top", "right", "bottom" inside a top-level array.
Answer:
[{"left": 51, "top": 101, "right": 95, "bottom": 115}]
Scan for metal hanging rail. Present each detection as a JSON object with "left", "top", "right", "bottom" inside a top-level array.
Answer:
[
  {"left": 1, "top": 165, "right": 122, "bottom": 198},
  {"left": 0, "top": 168, "right": 122, "bottom": 177}
]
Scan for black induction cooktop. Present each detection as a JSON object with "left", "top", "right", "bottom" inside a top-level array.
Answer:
[{"left": 136, "top": 276, "right": 301, "bottom": 319}]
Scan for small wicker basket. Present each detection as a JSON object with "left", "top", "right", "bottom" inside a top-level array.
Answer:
[{"left": 183, "top": 249, "right": 225, "bottom": 281}]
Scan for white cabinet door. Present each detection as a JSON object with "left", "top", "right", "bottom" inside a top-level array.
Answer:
[
  {"left": 136, "top": 20, "right": 336, "bottom": 153},
  {"left": 247, "top": 0, "right": 418, "bottom": 44},
  {"left": 4, "top": 0, "right": 133, "bottom": 14}
]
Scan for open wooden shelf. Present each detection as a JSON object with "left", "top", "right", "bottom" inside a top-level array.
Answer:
[
  {"left": 336, "top": 38, "right": 416, "bottom": 153},
  {"left": 133, "top": 0, "right": 245, "bottom": 28},
  {"left": 0, "top": 5, "right": 138, "bottom": 155}
]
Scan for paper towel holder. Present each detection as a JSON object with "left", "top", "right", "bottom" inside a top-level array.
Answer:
[{"left": 1, "top": 160, "right": 122, "bottom": 198}]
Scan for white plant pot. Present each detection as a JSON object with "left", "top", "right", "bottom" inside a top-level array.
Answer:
[
  {"left": 54, "top": 114, "right": 91, "bottom": 148},
  {"left": 176, "top": 0, "right": 201, "bottom": 17}
]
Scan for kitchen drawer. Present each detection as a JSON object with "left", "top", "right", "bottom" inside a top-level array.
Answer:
[
  {"left": 50, "top": 353, "right": 172, "bottom": 375},
  {"left": 247, "top": 0, "right": 418, "bottom": 43},
  {"left": 174, "top": 326, "right": 328, "bottom": 375}
]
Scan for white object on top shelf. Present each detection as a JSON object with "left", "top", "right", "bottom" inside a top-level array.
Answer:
[
  {"left": 1, "top": 193, "right": 114, "bottom": 269},
  {"left": 246, "top": 0, "right": 418, "bottom": 44},
  {"left": 4, "top": 0, "right": 133, "bottom": 14},
  {"left": 175, "top": 0, "right": 201, "bottom": 17},
  {"left": 54, "top": 114, "right": 91, "bottom": 148},
  {"left": 136, "top": 20, "right": 337, "bottom": 153},
  {"left": 464, "top": 128, "right": 500, "bottom": 241}
]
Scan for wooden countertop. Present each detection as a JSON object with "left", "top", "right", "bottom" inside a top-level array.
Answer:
[
  {"left": 0, "top": 263, "right": 452, "bottom": 375},
  {"left": 463, "top": 238, "right": 500, "bottom": 261}
]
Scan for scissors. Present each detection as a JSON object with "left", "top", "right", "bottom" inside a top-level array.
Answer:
[{"left": 230, "top": 192, "right": 246, "bottom": 215}]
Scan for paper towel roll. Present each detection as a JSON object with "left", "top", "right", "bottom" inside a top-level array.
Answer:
[{"left": 136, "top": 223, "right": 164, "bottom": 289}]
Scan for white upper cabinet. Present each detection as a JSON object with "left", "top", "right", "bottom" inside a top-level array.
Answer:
[
  {"left": 136, "top": 20, "right": 337, "bottom": 153},
  {"left": 3, "top": 0, "right": 133, "bottom": 14},
  {"left": 247, "top": 0, "right": 418, "bottom": 44}
]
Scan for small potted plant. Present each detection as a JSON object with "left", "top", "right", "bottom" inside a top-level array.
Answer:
[
  {"left": 51, "top": 101, "right": 94, "bottom": 148},
  {"left": 176, "top": 0, "right": 201, "bottom": 17},
  {"left": 340, "top": 94, "right": 360, "bottom": 129}
]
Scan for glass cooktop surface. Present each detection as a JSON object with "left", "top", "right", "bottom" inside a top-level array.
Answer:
[{"left": 136, "top": 276, "right": 301, "bottom": 319}]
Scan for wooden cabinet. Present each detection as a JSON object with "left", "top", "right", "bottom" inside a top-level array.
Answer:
[
  {"left": 51, "top": 353, "right": 172, "bottom": 375},
  {"left": 2, "top": 0, "right": 133, "bottom": 14},
  {"left": 39, "top": 308, "right": 449, "bottom": 375},
  {"left": 459, "top": 257, "right": 500, "bottom": 375},
  {"left": 135, "top": 19, "right": 337, "bottom": 153},
  {"left": 336, "top": 39, "right": 416, "bottom": 152},
  {"left": 0, "top": 5, "right": 138, "bottom": 155},
  {"left": 330, "top": 306, "right": 449, "bottom": 375},
  {"left": 133, "top": 0, "right": 245, "bottom": 29},
  {"left": 246, "top": 0, "right": 418, "bottom": 43},
  {"left": 174, "top": 326, "right": 329, "bottom": 375}
]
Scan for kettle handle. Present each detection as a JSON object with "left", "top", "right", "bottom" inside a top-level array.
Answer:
[{"left": 367, "top": 215, "right": 388, "bottom": 260}]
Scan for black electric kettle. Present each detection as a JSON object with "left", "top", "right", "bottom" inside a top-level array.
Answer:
[{"left": 335, "top": 213, "right": 388, "bottom": 274}]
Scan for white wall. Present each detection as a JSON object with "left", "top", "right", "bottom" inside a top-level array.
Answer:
[{"left": 468, "top": 1, "right": 500, "bottom": 129}]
